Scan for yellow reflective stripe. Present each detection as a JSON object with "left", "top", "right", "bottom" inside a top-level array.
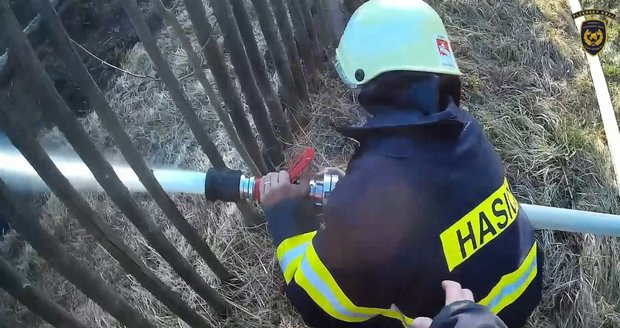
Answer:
[
  {"left": 295, "top": 259, "right": 371, "bottom": 322},
  {"left": 440, "top": 178, "right": 520, "bottom": 271},
  {"left": 478, "top": 242, "right": 538, "bottom": 314},
  {"left": 294, "top": 243, "right": 414, "bottom": 325},
  {"left": 276, "top": 231, "right": 317, "bottom": 261},
  {"left": 277, "top": 232, "right": 317, "bottom": 284}
]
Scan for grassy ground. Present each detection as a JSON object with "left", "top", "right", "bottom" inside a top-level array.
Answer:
[{"left": 1, "top": 0, "right": 620, "bottom": 327}]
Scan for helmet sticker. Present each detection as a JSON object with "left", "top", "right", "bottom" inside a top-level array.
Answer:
[{"left": 436, "top": 36, "right": 457, "bottom": 68}]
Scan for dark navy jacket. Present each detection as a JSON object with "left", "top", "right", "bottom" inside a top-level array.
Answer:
[{"left": 265, "top": 77, "right": 542, "bottom": 328}]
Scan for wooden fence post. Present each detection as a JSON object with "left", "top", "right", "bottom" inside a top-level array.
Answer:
[
  {"left": 0, "top": 256, "right": 89, "bottom": 328},
  {"left": 313, "top": 0, "right": 338, "bottom": 50},
  {"left": 149, "top": 0, "right": 260, "bottom": 176},
  {"left": 207, "top": 0, "right": 286, "bottom": 167},
  {"left": 297, "top": 0, "right": 325, "bottom": 71},
  {"left": 229, "top": 0, "right": 294, "bottom": 143},
  {"left": 31, "top": 0, "right": 238, "bottom": 285},
  {"left": 181, "top": 0, "right": 268, "bottom": 174},
  {"left": 119, "top": 0, "right": 226, "bottom": 169},
  {"left": 0, "top": 96, "right": 212, "bottom": 328},
  {"left": 0, "top": 177, "right": 155, "bottom": 327},
  {"left": 310, "top": 0, "right": 328, "bottom": 48},
  {"left": 1, "top": 1, "right": 232, "bottom": 315},
  {"left": 324, "top": 0, "right": 347, "bottom": 45},
  {"left": 120, "top": 0, "right": 262, "bottom": 227},
  {"left": 284, "top": 0, "right": 319, "bottom": 90},
  {"left": 248, "top": 0, "right": 310, "bottom": 131},
  {"left": 269, "top": 0, "right": 309, "bottom": 103}
]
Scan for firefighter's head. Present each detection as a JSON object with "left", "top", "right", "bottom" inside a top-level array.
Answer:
[{"left": 335, "top": 0, "right": 462, "bottom": 106}]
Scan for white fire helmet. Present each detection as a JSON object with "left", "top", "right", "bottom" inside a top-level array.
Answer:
[{"left": 335, "top": 0, "right": 462, "bottom": 88}]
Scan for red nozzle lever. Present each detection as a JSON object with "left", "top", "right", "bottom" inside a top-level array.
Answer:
[
  {"left": 288, "top": 147, "right": 316, "bottom": 181},
  {"left": 253, "top": 147, "right": 316, "bottom": 201}
]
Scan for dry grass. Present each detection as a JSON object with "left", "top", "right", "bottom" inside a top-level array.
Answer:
[{"left": 1, "top": 0, "right": 620, "bottom": 327}]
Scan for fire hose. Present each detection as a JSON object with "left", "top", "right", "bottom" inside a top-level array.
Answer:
[{"left": 1, "top": 144, "right": 620, "bottom": 236}]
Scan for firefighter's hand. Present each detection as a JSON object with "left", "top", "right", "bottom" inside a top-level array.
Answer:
[
  {"left": 411, "top": 281, "right": 475, "bottom": 328},
  {"left": 260, "top": 170, "right": 310, "bottom": 207}
]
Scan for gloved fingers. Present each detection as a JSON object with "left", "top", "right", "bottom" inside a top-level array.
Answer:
[{"left": 411, "top": 317, "right": 432, "bottom": 328}]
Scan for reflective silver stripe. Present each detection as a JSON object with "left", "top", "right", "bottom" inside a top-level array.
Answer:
[
  {"left": 299, "top": 257, "right": 374, "bottom": 320},
  {"left": 487, "top": 256, "right": 537, "bottom": 311},
  {"left": 279, "top": 242, "right": 310, "bottom": 274}
]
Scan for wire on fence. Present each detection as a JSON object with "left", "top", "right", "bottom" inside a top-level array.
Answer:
[{"left": 32, "top": 0, "right": 238, "bottom": 288}]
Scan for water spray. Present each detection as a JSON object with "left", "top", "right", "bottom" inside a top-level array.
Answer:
[
  {"left": 1, "top": 142, "right": 619, "bottom": 237},
  {"left": 0, "top": 142, "right": 207, "bottom": 194}
]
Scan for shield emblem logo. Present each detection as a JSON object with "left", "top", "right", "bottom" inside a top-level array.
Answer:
[{"left": 581, "top": 19, "right": 607, "bottom": 55}]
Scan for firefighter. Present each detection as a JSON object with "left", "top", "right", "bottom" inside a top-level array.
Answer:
[{"left": 260, "top": 0, "right": 543, "bottom": 327}]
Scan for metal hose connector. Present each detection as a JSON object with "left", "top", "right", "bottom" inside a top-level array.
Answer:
[
  {"left": 239, "top": 175, "right": 256, "bottom": 200},
  {"left": 309, "top": 174, "right": 339, "bottom": 205},
  {"left": 238, "top": 174, "right": 340, "bottom": 205}
]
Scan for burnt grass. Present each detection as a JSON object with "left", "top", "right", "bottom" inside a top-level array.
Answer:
[{"left": 1, "top": 0, "right": 173, "bottom": 117}]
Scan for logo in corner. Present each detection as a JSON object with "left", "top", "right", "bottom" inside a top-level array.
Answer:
[{"left": 572, "top": 9, "right": 616, "bottom": 56}]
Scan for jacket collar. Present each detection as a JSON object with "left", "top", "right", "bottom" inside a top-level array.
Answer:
[{"left": 339, "top": 76, "right": 465, "bottom": 139}]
